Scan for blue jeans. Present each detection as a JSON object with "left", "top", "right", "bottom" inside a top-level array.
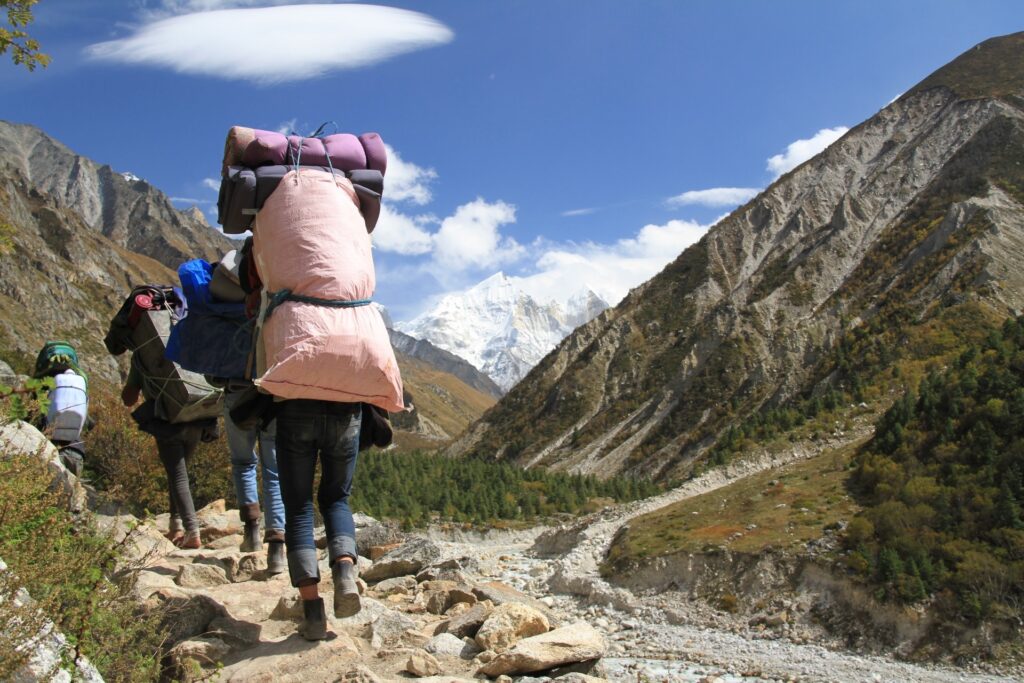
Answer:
[
  {"left": 223, "top": 389, "right": 285, "bottom": 534},
  {"left": 275, "top": 399, "right": 361, "bottom": 587}
]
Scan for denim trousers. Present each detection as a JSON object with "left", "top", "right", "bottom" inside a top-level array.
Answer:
[
  {"left": 275, "top": 399, "right": 361, "bottom": 587},
  {"left": 223, "top": 389, "right": 285, "bottom": 533}
]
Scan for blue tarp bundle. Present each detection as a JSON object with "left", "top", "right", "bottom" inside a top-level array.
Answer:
[{"left": 166, "top": 259, "right": 252, "bottom": 379}]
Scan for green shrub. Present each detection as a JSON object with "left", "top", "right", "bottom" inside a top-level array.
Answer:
[{"left": 0, "top": 438, "right": 169, "bottom": 680}]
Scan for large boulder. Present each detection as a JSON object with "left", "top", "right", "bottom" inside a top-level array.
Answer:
[
  {"left": 445, "top": 602, "right": 494, "bottom": 638},
  {"left": 369, "top": 607, "right": 418, "bottom": 649},
  {"left": 475, "top": 603, "right": 550, "bottom": 653},
  {"left": 149, "top": 588, "right": 230, "bottom": 645},
  {"left": 195, "top": 500, "right": 242, "bottom": 543},
  {"left": 477, "top": 622, "right": 606, "bottom": 677},
  {"left": 95, "top": 514, "right": 178, "bottom": 570},
  {"left": 472, "top": 581, "right": 556, "bottom": 623},
  {"left": 0, "top": 420, "right": 86, "bottom": 512},
  {"left": 362, "top": 538, "right": 442, "bottom": 582},
  {"left": 354, "top": 512, "right": 405, "bottom": 558}
]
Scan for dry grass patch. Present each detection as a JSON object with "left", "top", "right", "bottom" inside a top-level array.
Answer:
[{"left": 607, "top": 442, "right": 865, "bottom": 567}]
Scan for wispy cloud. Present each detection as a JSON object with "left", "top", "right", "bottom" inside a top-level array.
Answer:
[
  {"left": 86, "top": 4, "right": 454, "bottom": 84},
  {"left": 666, "top": 187, "right": 760, "bottom": 208},
  {"left": 275, "top": 118, "right": 298, "bottom": 135},
  {"left": 202, "top": 177, "right": 220, "bottom": 191},
  {"left": 767, "top": 126, "right": 848, "bottom": 178},
  {"left": 561, "top": 207, "right": 598, "bottom": 217},
  {"left": 170, "top": 196, "right": 212, "bottom": 204}
]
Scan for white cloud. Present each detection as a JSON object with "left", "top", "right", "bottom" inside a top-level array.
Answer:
[
  {"left": 384, "top": 144, "right": 437, "bottom": 205},
  {"left": 86, "top": 4, "right": 454, "bottom": 84},
  {"left": 170, "top": 196, "right": 212, "bottom": 204},
  {"left": 433, "top": 199, "right": 523, "bottom": 271},
  {"left": 512, "top": 218, "right": 711, "bottom": 308},
  {"left": 766, "top": 126, "right": 848, "bottom": 178},
  {"left": 373, "top": 204, "right": 434, "bottom": 256},
  {"left": 202, "top": 177, "right": 220, "bottom": 191},
  {"left": 666, "top": 187, "right": 760, "bottom": 208}
]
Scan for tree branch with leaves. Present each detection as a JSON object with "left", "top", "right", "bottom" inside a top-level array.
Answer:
[{"left": 2, "top": 0, "right": 48, "bottom": 71}]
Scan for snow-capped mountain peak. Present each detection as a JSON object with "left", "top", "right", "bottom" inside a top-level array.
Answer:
[{"left": 397, "top": 274, "right": 609, "bottom": 391}]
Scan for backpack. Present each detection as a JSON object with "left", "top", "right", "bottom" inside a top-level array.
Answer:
[
  {"left": 34, "top": 341, "right": 84, "bottom": 380},
  {"left": 105, "top": 285, "right": 222, "bottom": 424},
  {"left": 165, "top": 259, "right": 253, "bottom": 380},
  {"left": 46, "top": 371, "right": 88, "bottom": 443}
]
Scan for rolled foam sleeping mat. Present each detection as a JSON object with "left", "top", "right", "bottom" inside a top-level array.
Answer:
[
  {"left": 221, "top": 126, "right": 388, "bottom": 176},
  {"left": 286, "top": 133, "right": 366, "bottom": 169},
  {"left": 359, "top": 133, "right": 387, "bottom": 174}
]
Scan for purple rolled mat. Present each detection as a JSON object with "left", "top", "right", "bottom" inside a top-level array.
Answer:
[{"left": 359, "top": 132, "right": 387, "bottom": 175}]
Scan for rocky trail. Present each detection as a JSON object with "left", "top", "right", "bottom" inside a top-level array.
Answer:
[{"left": 102, "top": 422, "right": 1016, "bottom": 683}]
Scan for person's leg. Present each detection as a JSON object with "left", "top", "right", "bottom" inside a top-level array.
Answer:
[
  {"left": 274, "top": 401, "right": 322, "bottom": 590},
  {"left": 257, "top": 419, "right": 286, "bottom": 536},
  {"left": 317, "top": 402, "right": 362, "bottom": 617},
  {"left": 257, "top": 418, "right": 286, "bottom": 574},
  {"left": 275, "top": 400, "right": 327, "bottom": 640},
  {"left": 156, "top": 428, "right": 201, "bottom": 548},
  {"left": 223, "top": 393, "right": 261, "bottom": 551}
]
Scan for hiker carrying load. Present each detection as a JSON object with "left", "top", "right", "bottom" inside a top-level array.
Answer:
[
  {"left": 33, "top": 341, "right": 92, "bottom": 477},
  {"left": 166, "top": 253, "right": 286, "bottom": 574},
  {"left": 104, "top": 285, "right": 223, "bottom": 549},
  {"left": 219, "top": 123, "right": 403, "bottom": 640}
]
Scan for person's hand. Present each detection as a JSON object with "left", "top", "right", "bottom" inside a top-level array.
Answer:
[{"left": 121, "top": 384, "right": 140, "bottom": 406}]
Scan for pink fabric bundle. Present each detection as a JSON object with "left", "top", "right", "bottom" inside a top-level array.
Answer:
[{"left": 252, "top": 168, "right": 403, "bottom": 412}]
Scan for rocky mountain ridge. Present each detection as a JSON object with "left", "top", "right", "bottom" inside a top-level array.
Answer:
[
  {"left": 0, "top": 121, "right": 232, "bottom": 268},
  {"left": 389, "top": 328, "right": 503, "bottom": 399},
  {"left": 398, "top": 273, "right": 609, "bottom": 392},
  {"left": 448, "top": 32, "right": 1024, "bottom": 481}
]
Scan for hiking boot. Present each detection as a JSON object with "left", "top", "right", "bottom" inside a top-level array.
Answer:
[
  {"left": 332, "top": 561, "right": 360, "bottom": 618},
  {"left": 240, "top": 520, "right": 261, "bottom": 553},
  {"left": 297, "top": 598, "right": 327, "bottom": 641},
  {"left": 267, "top": 541, "right": 286, "bottom": 575}
]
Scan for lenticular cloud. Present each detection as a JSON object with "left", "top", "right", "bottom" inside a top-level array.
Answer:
[{"left": 86, "top": 3, "right": 454, "bottom": 83}]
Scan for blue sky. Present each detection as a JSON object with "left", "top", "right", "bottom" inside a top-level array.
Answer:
[{"left": 2, "top": 1, "right": 1022, "bottom": 321}]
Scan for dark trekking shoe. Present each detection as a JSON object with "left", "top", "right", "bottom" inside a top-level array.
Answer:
[
  {"left": 240, "top": 520, "right": 261, "bottom": 553},
  {"left": 332, "top": 561, "right": 361, "bottom": 618},
  {"left": 297, "top": 598, "right": 327, "bottom": 641},
  {"left": 267, "top": 541, "right": 286, "bottom": 575}
]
